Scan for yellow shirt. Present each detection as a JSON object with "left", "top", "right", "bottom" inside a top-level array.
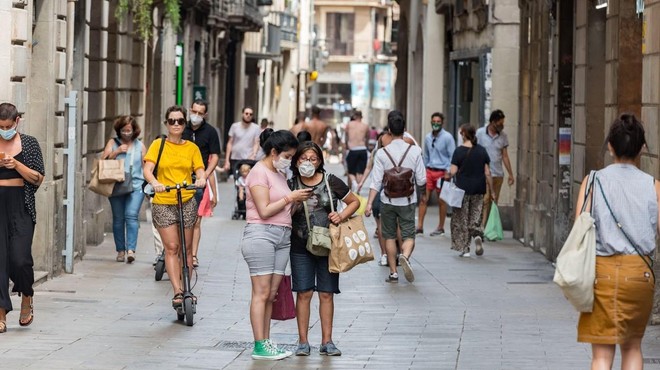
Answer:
[{"left": 145, "top": 138, "right": 204, "bottom": 205}]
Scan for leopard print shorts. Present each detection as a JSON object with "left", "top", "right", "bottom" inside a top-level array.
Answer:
[{"left": 152, "top": 198, "right": 198, "bottom": 229}]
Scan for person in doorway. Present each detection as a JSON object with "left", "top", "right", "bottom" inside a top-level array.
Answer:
[
  {"left": 417, "top": 113, "right": 455, "bottom": 236},
  {"left": 0, "top": 102, "right": 45, "bottom": 332},
  {"left": 143, "top": 105, "right": 206, "bottom": 309},
  {"left": 448, "top": 124, "right": 493, "bottom": 257},
  {"left": 223, "top": 106, "right": 261, "bottom": 174},
  {"left": 476, "top": 109, "right": 514, "bottom": 227},
  {"left": 183, "top": 99, "right": 221, "bottom": 268},
  {"left": 575, "top": 113, "right": 658, "bottom": 370},
  {"left": 344, "top": 110, "right": 370, "bottom": 192},
  {"left": 239, "top": 129, "right": 311, "bottom": 360},
  {"left": 289, "top": 141, "right": 360, "bottom": 356},
  {"left": 101, "top": 115, "right": 146, "bottom": 263},
  {"left": 365, "top": 111, "right": 426, "bottom": 283}
]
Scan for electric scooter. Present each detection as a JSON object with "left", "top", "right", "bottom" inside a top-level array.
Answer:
[{"left": 164, "top": 182, "right": 198, "bottom": 326}]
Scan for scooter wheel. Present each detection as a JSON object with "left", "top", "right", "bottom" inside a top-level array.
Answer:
[
  {"left": 154, "top": 260, "right": 165, "bottom": 281},
  {"left": 184, "top": 297, "right": 194, "bottom": 326}
]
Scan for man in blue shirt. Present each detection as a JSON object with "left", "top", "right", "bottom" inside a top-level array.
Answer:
[{"left": 417, "top": 112, "right": 455, "bottom": 236}]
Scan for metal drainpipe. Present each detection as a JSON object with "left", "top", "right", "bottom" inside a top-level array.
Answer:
[
  {"left": 63, "top": 0, "right": 78, "bottom": 273},
  {"left": 406, "top": 0, "right": 420, "bottom": 132}
]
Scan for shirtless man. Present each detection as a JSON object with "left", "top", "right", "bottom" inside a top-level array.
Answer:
[
  {"left": 306, "top": 106, "right": 328, "bottom": 148},
  {"left": 344, "top": 110, "right": 370, "bottom": 190},
  {"left": 290, "top": 113, "right": 306, "bottom": 137}
]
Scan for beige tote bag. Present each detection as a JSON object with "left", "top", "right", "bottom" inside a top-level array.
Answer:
[{"left": 553, "top": 171, "right": 596, "bottom": 313}]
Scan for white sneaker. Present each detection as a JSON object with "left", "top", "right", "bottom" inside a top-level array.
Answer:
[
  {"left": 379, "top": 254, "right": 388, "bottom": 266},
  {"left": 475, "top": 236, "right": 484, "bottom": 256},
  {"left": 460, "top": 252, "right": 471, "bottom": 258}
]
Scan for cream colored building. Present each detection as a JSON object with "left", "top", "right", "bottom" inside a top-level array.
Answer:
[
  {"left": 311, "top": 0, "right": 397, "bottom": 128},
  {"left": 0, "top": 0, "right": 269, "bottom": 278}
]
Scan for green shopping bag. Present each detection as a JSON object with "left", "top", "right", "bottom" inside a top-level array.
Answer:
[{"left": 484, "top": 204, "right": 503, "bottom": 241}]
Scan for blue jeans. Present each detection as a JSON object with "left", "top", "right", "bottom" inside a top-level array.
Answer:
[{"left": 108, "top": 190, "right": 145, "bottom": 252}]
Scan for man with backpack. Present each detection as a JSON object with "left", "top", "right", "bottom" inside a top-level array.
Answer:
[{"left": 365, "top": 111, "right": 426, "bottom": 283}]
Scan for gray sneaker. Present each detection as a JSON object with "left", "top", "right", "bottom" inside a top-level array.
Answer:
[
  {"left": 319, "top": 341, "right": 342, "bottom": 356},
  {"left": 475, "top": 236, "right": 484, "bottom": 256},
  {"left": 399, "top": 255, "right": 415, "bottom": 282},
  {"left": 295, "top": 342, "right": 310, "bottom": 356},
  {"left": 429, "top": 228, "right": 445, "bottom": 236}
]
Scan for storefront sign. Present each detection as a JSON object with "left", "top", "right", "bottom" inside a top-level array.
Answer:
[
  {"left": 350, "top": 63, "right": 370, "bottom": 110},
  {"left": 372, "top": 64, "right": 392, "bottom": 110}
]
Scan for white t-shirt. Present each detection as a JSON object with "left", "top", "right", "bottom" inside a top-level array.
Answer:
[
  {"left": 370, "top": 139, "right": 426, "bottom": 206},
  {"left": 228, "top": 122, "right": 261, "bottom": 160}
]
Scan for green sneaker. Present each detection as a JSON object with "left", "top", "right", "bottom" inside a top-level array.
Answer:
[
  {"left": 265, "top": 339, "right": 293, "bottom": 358},
  {"left": 251, "top": 339, "right": 289, "bottom": 360}
]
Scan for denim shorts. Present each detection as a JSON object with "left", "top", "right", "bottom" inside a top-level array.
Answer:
[
  {"left": 290, "top": 238, "right": 340, "bottom": 294},
  {"left": 240, "top": 223, "right": 291, "bottom": 276}
]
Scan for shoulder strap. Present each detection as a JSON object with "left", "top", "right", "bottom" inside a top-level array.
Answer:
[
  {"left": 324, "top": 173, "right": 335, "bottom": 213},
  {"left": 113, "top": 137, "right": 121, "bottom": 147},
  {"left": 153, "top": 135, "right": 167, "bottom": 177},
  {"left": 398, "top": 144, "right": 413, "bottom": 166},
  {"left": 457, "top": 147, "right": 473, "bottom": 175},
  {"left": 382, "top": 147, "right": 397, "bottom": 167},
  {"left": 580, "top": 170, "right": 596, "bottom": 213},
  {"left": 595, "top": 176, "right": 655, "bottom": 280}
]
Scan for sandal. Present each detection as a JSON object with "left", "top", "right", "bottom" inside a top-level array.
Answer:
[
  {"left": 0, "top": 320, "right": 5, "bottom": 333},
  {"left": 19, "top": 296, "right": 33, "bottom": 327},
  {"left": 192, "top": 255, "right": 199, "bottom": 268},
  {"left": 172, "top": 293, "right": 184, "bottom": 308},
  {"left": 116, "top": 251, "right": 125, "bottom": 262}
]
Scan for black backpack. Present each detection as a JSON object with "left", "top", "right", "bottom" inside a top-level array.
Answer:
[{"left": 382, "top": 144, "right": 415, "bottom": 199}]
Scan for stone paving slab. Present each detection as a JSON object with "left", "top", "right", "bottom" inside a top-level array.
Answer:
[{"left": 0, "top": 164, "right": 659, "bottom": 369}]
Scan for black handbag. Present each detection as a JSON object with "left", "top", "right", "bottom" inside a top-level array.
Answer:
[
  {"left": 110, "top": 138, "right": 134, "bottom": 197},
  {"left": 142, "top": 135, "right": 166, "bottom": 198}
]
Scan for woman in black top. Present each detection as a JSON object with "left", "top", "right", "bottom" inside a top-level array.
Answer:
[
  {"left": 0, "top": 103, "right": 45, "bottom": 333},
  {"left": 288, "top": 141, "right": 360, "bottom": 356},
  {"left": 447, "top": 124, "right": 494, "bottom": 257}
]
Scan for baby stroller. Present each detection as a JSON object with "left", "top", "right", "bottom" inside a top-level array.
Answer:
[{"left": 231, "top": 159, "right": 257, "bottom": 220}]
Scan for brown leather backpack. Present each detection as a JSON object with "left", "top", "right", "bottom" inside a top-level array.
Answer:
[{"left": 382, "top": 144, "right": 415, "bottom": 199}]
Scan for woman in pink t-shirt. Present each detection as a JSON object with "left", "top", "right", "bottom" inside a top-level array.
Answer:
[{"left": 240, "top": 129, "right": 311, "bottom": 360}]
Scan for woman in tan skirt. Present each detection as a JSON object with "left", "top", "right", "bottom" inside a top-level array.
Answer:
[{"left": 574, "top": 113, "right": 659, "bottom": 370}]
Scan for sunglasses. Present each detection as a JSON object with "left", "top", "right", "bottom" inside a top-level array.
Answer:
[
  {"left": 167, "top": 118, "right": 186, "bottom": 126},
  {"left": 244, "top": 112, "right": 253, "bottom": 116}
]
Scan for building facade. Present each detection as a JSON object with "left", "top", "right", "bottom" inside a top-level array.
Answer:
[
  {"left": 395, "top": 0, "right": 520, "bottom": 224},
  {"left": 0, "top": 0, "right": 277, "bottom": 278},
  {"left": 517, "top": 0, "right": 660, "bottom": 320},
  {"left": 311, "top": 0, "right": 397, "bottom": 128}
]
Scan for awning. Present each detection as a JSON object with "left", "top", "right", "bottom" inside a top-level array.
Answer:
[
  {"left": 315, "top": 71, "right": 351, "bottom": 84},
  {"left": 245, "top": 52, "right": 283, "bottom": 63}
]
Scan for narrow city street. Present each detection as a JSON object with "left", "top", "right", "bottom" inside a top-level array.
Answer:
[{"left": 1, "top": 165, "right": 659, "bottom": 370}]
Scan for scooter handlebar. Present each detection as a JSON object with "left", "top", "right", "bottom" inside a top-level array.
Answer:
[{"left": 164, "top": 183, "right": 199, "bottom": 192}]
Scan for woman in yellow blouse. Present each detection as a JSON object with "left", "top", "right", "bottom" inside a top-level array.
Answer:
[{"left": 143, "top": 105, "right": 206, "bottom": 307}]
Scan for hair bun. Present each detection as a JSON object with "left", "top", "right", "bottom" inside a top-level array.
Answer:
[{"left": 260, "top": 128, "right": 274, "bottom": 149}]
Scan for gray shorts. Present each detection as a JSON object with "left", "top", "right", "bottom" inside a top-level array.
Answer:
[{"left": 240, "top": 223, "right": 291, "bottom": 276}]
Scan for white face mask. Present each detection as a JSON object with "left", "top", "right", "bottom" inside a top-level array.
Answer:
[
  {"left": 298, "top": 161, "right": 316, "bottom": 177},
  {"left": 190, "top": 114, "right": 203, "bottom": 126},
  {"left": 273, "top": 156, "right": 291, "bottom": 172}
]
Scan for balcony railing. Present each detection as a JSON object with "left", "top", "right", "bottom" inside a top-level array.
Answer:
[
  {"left": 227, "top": 0, "right": 264, "bottom": 31},
  {"left": 326, "top": 39, "right": 354, "bottom": 56},
  {"left": 278, "top": 11, "right": 298, "bottom": 44},
  {"left": 208, "top": 0, "right": 229, "bottom": 28}
]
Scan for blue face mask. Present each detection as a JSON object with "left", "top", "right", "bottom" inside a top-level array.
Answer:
[{"left": 0, "top": 127, "right": 17, "bottom": 141}]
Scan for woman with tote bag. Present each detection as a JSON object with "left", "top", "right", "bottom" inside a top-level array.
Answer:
[
  {"left": 288, "top": 141, "right": 360, "bottom": 356},
  {"left": 101, "top": 116, "right": 146, "bottom": 263},
  {"left": 573, "top": 113, "right": 659, "bottom": 370}
]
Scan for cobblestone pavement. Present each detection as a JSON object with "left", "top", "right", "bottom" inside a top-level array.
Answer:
[{"left": 1, "top": 164, "right": 659, "bottom": 369}]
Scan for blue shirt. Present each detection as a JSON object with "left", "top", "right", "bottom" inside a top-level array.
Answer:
[
  {"left": 112, "top": 138, "right": 145, "bottom": 191},
  {"left": 423, "top": 129, "right": 455, "bottom": 170}
]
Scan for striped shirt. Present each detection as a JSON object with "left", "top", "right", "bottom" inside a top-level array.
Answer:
[{"left": 591, "top": 164, "right": 658, "bottom": 256}]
